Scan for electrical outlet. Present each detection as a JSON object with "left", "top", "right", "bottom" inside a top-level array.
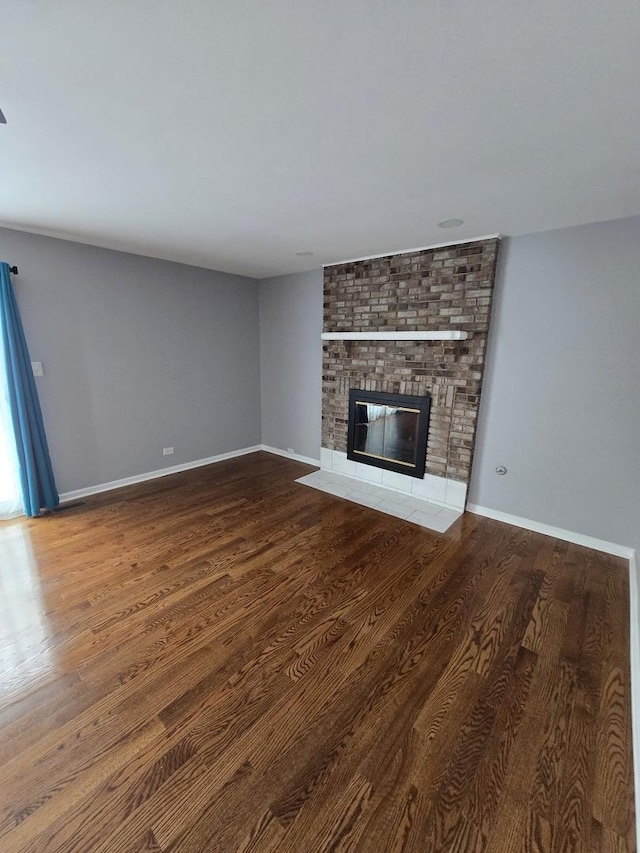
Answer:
[
  {"left": 163, "top": 447, "right": 174, "bottom": 456},
  {"left": 31, "top": 361, "right": 44, "bottom": 377},
  {"left": 287, "top": 448, "right": 295, "bottom": 454}
]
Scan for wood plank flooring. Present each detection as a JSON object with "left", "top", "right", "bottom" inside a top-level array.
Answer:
[{"left": 0, "top": 451, "right": 634, "bottom": 852}]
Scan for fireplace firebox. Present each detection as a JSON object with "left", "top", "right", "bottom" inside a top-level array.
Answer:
[{"left": 347, "top": 389, "right": 430, "bottom": 478}]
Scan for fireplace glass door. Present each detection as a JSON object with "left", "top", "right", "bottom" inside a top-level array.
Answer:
[{"left": 347, "top": 389, "right": 430, "bottom": 478}]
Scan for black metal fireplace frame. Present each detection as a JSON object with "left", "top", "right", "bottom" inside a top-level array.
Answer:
[{"left": 346, "top": 388, "right": 431, "bottom": 478}]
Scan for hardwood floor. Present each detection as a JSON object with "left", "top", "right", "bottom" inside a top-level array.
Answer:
[{"left": 0, "top": 451, "right": 634, "bottom": 852}]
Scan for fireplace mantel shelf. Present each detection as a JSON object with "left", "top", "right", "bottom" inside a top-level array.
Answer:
[{"left": 321, "top": 330, "right": 469, "bottom": 341}]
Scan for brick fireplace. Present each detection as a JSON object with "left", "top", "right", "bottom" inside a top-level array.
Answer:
[{"left": 321, "top": 238, "right": 500, "bottom": 510}]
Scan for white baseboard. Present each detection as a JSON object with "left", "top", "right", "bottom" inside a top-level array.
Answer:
[
  {"left": 628, "top": 551, "right": 640, "bottom": 841},
  {"left": 466, "top": 503, "right": 634, "bottom": 560},
  {"left": 59, "top": 444, "right": 320, "bottom": 504},
  {"left": 59, "top": 445, "right": 263, "bottom": 503},
  {"left": 260, "top": 445, "right": 321, "bottom": 467}
]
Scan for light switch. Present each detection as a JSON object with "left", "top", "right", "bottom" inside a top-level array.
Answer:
[{"left": 31, "top": 361, "right": 44, "bottom": 377}]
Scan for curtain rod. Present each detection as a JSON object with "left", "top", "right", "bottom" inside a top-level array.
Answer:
[{"left": 9, "top": 265, "right": 18, "bottom": 275}]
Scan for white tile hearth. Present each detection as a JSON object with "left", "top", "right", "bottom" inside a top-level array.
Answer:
[
  {"left": 319, "top": 450, "right": 467, "bottom": 510},
  {"left": 296, "top": 470, "right": 462, "bottom": 533}
]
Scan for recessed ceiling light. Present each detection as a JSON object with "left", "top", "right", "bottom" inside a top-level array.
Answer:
[
  {"left": 294, "top": 251, "right": 314, "bottom": 257},
  {"left": 437, "top": 218, "right": 464, "bottom": 228},
  {"left": 0, "top": 108, "right": 7, "bottom": 125}
]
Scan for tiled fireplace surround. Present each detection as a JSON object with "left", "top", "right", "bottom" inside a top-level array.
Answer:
[{"left": 317, "top": 238, "right": 500, "bottom": 519}]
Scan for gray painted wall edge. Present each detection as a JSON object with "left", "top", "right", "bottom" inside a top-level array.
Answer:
[{"left": 259, "top": 269, "right": 323, "bottom": 462}]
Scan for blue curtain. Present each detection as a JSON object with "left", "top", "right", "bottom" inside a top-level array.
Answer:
[{"left": 0, "top": 262, "right": 59, "bottom": 516}]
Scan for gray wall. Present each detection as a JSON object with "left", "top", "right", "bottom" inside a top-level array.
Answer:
[
  {"left": 469, "top": 216, "right": 640, "bottom": 553},
  {"left": 259, "top": 269, "right": 323, "bottom": 461},
  {"left": 0, "top": 227, "right": 261, "bottom": 494}
]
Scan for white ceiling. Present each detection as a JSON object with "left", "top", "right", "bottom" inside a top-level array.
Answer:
[{"left": 1, "top": 1, "right": 639, "bottom": 279}]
